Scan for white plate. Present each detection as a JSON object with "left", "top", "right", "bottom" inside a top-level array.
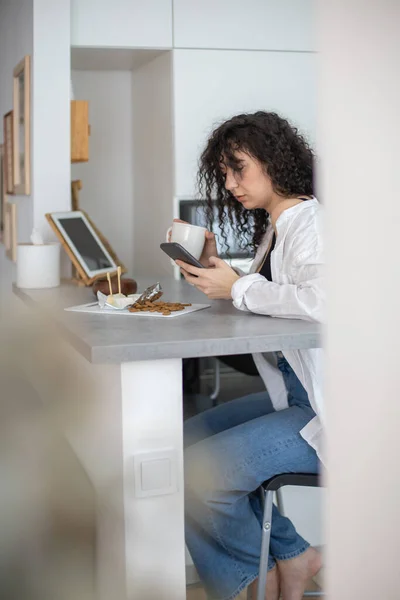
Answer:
[{"left": 65, "top": 302, "right": 211, "bottom": 318}]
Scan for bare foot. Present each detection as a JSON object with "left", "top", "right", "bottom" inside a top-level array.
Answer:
[
  {"left": 277, "top": 547, "right": 322, "bottom": 600},
  {"left": 248, "top": 565, "right": 280, "bottom": 600}
]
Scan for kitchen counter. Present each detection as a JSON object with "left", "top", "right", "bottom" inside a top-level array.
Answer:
[{"left": 13, "top": 279, "right": 321, "bottom": 364}]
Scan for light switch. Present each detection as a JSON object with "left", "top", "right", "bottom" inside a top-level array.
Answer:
[
  {"left": 141, "top": 458, "right": 171, "bottom": 491},
  {"left": 133, "top": 449, "right": 178, "bottom": 498}
]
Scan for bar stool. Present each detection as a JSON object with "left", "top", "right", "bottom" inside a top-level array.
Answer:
[{"left": 253, "top": 473, "right": 323, "bottom": 600}]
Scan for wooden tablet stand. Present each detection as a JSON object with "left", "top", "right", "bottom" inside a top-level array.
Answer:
[{"left": 45, "top": 180, "right": 127, "bottom": 287}]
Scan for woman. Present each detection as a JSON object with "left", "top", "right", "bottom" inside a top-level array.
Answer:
[{"left": 178, "top": 112, "right": 324, "bottom": 600}]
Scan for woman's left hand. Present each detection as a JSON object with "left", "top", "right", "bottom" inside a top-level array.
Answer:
[{"left": 176, "top": 256, "right": 240, "bottom": 299}]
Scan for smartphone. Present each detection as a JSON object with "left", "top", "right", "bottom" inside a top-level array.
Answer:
[{"left": 160, "top": 242, "right": 205, "bottom": 269}]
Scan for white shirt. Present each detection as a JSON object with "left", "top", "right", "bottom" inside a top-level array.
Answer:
[{"left": 231, "top": 198, "right": 325, "bottom": 462}]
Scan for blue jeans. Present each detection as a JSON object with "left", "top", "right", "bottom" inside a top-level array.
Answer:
[{"left": 184, "top": 355, "right": 319, "bottom": 600}]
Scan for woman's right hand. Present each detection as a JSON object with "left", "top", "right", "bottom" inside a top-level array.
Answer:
[{"left": 169, "top": 219, "right": 219, "bottom": 267}]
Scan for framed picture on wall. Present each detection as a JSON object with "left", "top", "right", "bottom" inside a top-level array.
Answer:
[
  {"left": 13, "top": 55, "right": 31, "bottom": 195},
  {"left": 3, "top": 111, "right": 14, "bottom": 195},
  {"left": 0, "top": 144, "right": 4, "bottom": 241},
  {"left": 4, "top": 202, "right": 17, "bottom": 262}
]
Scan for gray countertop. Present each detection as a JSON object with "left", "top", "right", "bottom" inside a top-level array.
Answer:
[{"left": 13, "top": 278, "right": 321, "bottom": 364}]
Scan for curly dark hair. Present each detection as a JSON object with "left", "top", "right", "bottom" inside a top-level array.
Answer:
[{"left": 197, "top": 111, "right": 314, "bottom": 253}]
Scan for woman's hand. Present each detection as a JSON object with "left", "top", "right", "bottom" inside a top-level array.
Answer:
[
  {"left": 177, "top": 256, "right": 240, "bottom": 299},
  {"left": 170, "top": 219, "right": 218, "bottom": 268},
  {"left": 199, "top": 230, "right": 218, "bottom": 268}
]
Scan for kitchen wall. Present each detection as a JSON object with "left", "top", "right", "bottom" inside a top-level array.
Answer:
[
  {"left": 32, "top": 0, "right": 71, "bottom": 235},
  {"left": 0, "top": 0, "right": 33, "bottom": 309},
  {"left": 0, "top": 0, "right": 71, "bottom": 311},
  {"left": 131, "top": 51, "right": 174, "bottom": 277},
  {"left": 173, "top": 48, "right": 317, "bottom": 198},
  {"left": 71, "top": 70, "right": 135, "bottom": 274}
]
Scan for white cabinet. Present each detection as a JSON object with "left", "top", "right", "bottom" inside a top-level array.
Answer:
[
  {"left": 173, "top": 49, "right": 317, "bottom": 197},
  {"left": 71, "top": 0, "right": 173, "bottom": 48},
  {"left": 173, "top": 0, "right": 315, "bottom": 51}
]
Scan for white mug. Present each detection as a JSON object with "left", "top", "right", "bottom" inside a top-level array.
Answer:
[{"left": 166, "top": 221, "right": 206, "bottom": 260}]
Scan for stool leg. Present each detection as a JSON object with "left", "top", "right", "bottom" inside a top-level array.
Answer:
[
  {"left": 256, "top": 489, "right": 274, "bottom": 600},
  {"left": 275, "top": 488, "right": 285, "bottom": 515},
  {"left": 209, "top": 358, "right": 221, "bottom": 404}
]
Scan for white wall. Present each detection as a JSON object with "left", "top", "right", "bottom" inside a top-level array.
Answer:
[
  {"left": 173, "top": 49, "right": 317, "bottom": 197},
  {"left": 0, "top": 0, "right": 71, "bottom": 309},
  {"left": 32, "top": 0, "right": 71, "bottom": 237},
  {"left": 173, "top": 0, "right": 316, "bottom": 51},
  {"left": 71, "top": 70, "right": 135, "bottom": 275},
  {"left": 131, "top": 51, "right": 174, "bottom": 277},
  {"left": 320, "top": 1, "right": 400, "bottom": 598},
  {"left": 0, "top": 0, "right": 34, "bottom": 305},
  {"left": 71, "top": 0, "right": 173, "bottom": 49}
]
